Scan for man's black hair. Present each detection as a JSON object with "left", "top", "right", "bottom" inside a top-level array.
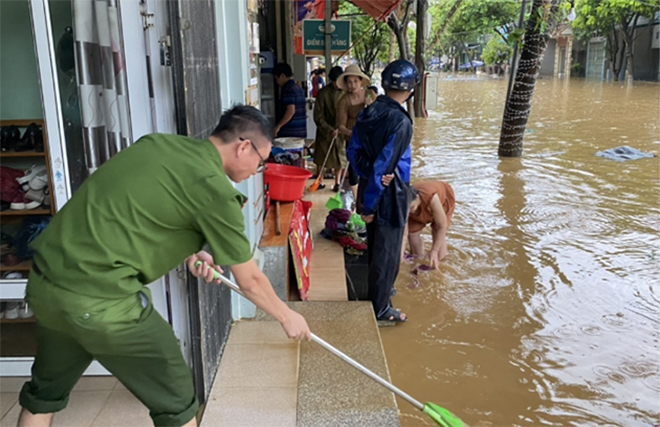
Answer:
[
  {"left": 328, "top": 66, "right": 343, "bottom": 82},
  {"left": 211, "top": 105, "right": 273, "bottom": 145},
  {"left": 273, "top": 62, "right": 293, "bottom": 78}
]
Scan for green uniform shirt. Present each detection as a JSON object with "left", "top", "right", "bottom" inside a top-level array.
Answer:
[{"left": 31, "top": 133, "right": 252, "bottom": 300}]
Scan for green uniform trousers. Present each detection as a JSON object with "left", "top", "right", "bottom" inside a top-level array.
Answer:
[{"left": 19, "top": 269, "right": 199, "bottom": 427}]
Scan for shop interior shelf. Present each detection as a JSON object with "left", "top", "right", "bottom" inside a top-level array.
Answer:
[
  {"left": 0, "top": 209, "right": 51, "bottom": 216},
  {"left": 0, "top": 119, "right": 43, "bottom": 127},
  {"left": 0, "top": 317, "right": 36, "bottom": 324},
  {"left": 0, "top": 259, "right": 32, "bottom": 272},
  {"left": 0, "top": 150, "right": 46, "bottom": 158}
]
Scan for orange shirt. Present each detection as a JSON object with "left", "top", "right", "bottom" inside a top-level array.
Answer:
[{"left": 408, "top": 181, "right": 455, "bottom": 233}]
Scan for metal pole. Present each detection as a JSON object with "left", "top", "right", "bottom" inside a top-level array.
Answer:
[
  {"left": 505, "top": 0, "right": 527, "bottom": 102},
  {"left": 324, "top": 0, "right": 332, "bottom": 69}
]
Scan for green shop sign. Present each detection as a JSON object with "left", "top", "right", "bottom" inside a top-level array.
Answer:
[{"left": 303, "top": 19, "right": 351, "bottom": 55}]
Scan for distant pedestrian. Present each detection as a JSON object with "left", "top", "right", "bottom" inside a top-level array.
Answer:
[
  {"left": 336, "top": 65, "right": 377, "bottom": 199},
  {"left": 311, "top": 68, "right": 326, "bottom": 98},
  {"left": 313, "top": 66, "right": 344, "bottom": 189},
  {"left": 274, "top": 62, "right": 306, "bottom": 139}
]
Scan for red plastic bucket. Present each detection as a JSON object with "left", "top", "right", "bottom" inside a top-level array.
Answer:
[{"left": 264, "top": 163, "right": 312, "bottom": 202}]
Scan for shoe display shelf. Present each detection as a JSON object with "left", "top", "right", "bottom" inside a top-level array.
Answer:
[{"left": 1, "top": 119, "right": 55, "bottom": 323}]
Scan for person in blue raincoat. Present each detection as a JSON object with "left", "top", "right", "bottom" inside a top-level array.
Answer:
[{"left": 347, "top": 60, "right": 420, "bottom": 323}]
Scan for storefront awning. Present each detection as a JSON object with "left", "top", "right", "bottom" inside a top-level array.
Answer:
[{"left": 350, "top": 0, "right": 402, "bottom": 21}]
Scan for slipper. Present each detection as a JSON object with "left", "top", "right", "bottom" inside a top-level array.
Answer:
[
  {"left": 377, "top": 307, "right": 407, "bottom": 322},
  {"left": 331, "top": 184, "right": 340, "bottom": 192}
]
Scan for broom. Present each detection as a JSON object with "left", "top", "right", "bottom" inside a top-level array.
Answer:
[
  {"left": 325, "top": 160, "right": 349, "bottom": 210},
  {"left": 308, "top": 135, "right": 337, "bottom": 192}
]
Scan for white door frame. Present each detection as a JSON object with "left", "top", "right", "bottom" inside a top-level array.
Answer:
[
  {"left": 1, "top": 0, "right": 189, "bottom": 377},
  {"left": 119, "top": 0, "right": 192, "bottom": 365}
]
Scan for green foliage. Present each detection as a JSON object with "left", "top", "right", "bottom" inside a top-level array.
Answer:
[
  {"left": 481, "top": 36, "right": 513, "bottom": 64},
  {"left": 571, "top": 0, "right": 659, "bottom": 41},
  {"left": 337, "top": 1, "right": 390, "bottom": 74},
  {"left": 444, "top": 0, "right": 519, "bottom": 39},
  {"left": 570, "top": 62, "right": 584, "bottom": 72},
  {"left": 427, "top": 0, "right": 519, "bottom": 60}
]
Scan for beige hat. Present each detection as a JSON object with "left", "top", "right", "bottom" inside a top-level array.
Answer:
[{"left": 336, "top": 64, "right": 370, "bottom": 90}]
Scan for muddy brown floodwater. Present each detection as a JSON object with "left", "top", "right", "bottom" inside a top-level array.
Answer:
[{"left": 380, "top": 77, "right": 659, "bottom": 427}]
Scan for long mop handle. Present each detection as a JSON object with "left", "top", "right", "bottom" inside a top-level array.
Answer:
[
  {"left": 337, "top": 160, "right": 349, "bottom": 190},
  {"left": 316, "top": 135, "right": 337, "bottom": 180},
  {"left": 311, "top": 332, "right": 424, "bottom": 410},
  {"left": 194, "top": 261, "right": 423, "bottom": 409}
]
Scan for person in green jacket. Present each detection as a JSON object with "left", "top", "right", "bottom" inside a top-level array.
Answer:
[
  {"left": 17, "top": 105, "right": 310, "bottom": 427},
  {"left": 313, "top": 66, "right": 344, "bottom": 190}
]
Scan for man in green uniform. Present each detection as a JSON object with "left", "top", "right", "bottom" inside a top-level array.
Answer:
[{"left": 17, "top": 105, "right": 311, "bottom": 427}]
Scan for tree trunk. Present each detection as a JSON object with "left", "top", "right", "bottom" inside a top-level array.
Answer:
[
  {"left": 606, "top": 27, "right": 620, "bottom": 81},
  {"left": 387, "top": 14, "right": 408, "bottom": 59},
  {"left": 389, "top": 31, "right": 396, "bottom": 62},
  {"left": 625, "top": 45, "right": 634, "bottom": 86},
  {"left": 616, "top": 40, "right": 626, "bottom": 81},
  {"left": 387, "top": 2, "right": 414, "bottom": 116},
  {"left": 414, "top": 0, "right": 428, "bottom": 117},
  {"left": 621, "top": 13, "right": 639, "bottom": 86},
  {"left": 498, "top": 0, "right": 560, "bottom": 158},
  {"left": 413, "top": 0, "right": 427, "bottom": 117}
]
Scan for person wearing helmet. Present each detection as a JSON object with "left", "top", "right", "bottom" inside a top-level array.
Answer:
[{"left": 346, "top": 59, "right": 420, "bottom": 323}]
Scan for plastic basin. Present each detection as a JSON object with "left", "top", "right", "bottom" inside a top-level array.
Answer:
[{"left": 264, "top": 163, "right": 312, "bottom": 202}]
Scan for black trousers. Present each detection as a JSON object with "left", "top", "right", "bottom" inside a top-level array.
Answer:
[
  {"left": 366, "top": 222, "right": 405, "bottom": 319},
  {"left": 347, "top": 163, "right": 359, "bottom": 186}
]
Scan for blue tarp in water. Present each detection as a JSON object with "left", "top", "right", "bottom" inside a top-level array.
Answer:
[
  {"left": 596, "top": 146, "right": 656, "bottom": 162},
  {"left": 458, "top": 60, "right": 484, "bottom": 69}
]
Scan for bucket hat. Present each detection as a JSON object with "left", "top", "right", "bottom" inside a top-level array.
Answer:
[{"left": 336, "top": 65, "right": 370, "bottom": 90}]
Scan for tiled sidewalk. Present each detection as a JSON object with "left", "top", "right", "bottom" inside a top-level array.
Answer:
[
  {"left": 303, "top": 189, "right": 348, "bottom": 301},
  {"left": 0, "top": 376, "right": 151, "bottom": 426},
  {"left": 200, "top": 320, "right": 299, "bottom": 427}
]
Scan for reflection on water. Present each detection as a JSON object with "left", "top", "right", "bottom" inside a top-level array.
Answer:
[{"left": 380, "top": 77, "right": 660, "bottom": 426}]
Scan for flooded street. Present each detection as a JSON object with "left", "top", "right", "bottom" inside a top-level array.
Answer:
[{"left": 380, "top": 77, "right": 660, "bottom": 426}]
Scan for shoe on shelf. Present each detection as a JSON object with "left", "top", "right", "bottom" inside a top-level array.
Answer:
[
  {"left": 29, "top": 169, "right": 49, "bottom": 191},
  {"left": 42, "top": 189, "right": 51, "bottom": 207},
  {"left": 1, "top": 233, "right": 13, "bottom": 245},
  {"left": 16, "top": 165, "right": 47, "bottom": 191},
  {"left": 25, "top": 197, "right": 41, "bottom": 210},
  {"left": 4, "top": 302, "right": 19, "bottom": 320},
  {"left": 1, "top": 126, "right": 21, "bottom": 152},
  {"left": 25, "top": 188, "right": 45, "bottom": 203},
  {"left": 1, "top": 254, "right": 20, "bottom": 267},
  {"left": 2, "top": 271, "right": 24, "bottom": 280},
  {"left": 18, "top": 301, "right": 33, "bottom": 319},
  {"left": 10, "top": 193, "right": 26, "bottom": 210},
  {"left": 10, "top": 193, "right": 40, "bottom": 210},
  {"left": 14, "top": 123, "right": 42, "bottom": 152}
]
